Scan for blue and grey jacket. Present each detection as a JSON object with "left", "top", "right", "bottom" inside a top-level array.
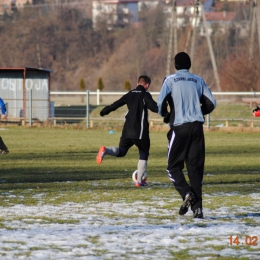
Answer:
[
  {"left": 0, "top": 98, "right": 6, "bottom": 115},
  {"left": 157, "top": 69, "right": 216, "bottom": 126}
]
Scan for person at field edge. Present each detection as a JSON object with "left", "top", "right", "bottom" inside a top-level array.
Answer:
[
  {"left": 96, "top": 75, "right": 158, "bottom": 187},
  {"left": 0, "top": 98, "right": 9, "bottom": 154},
  {"left": 157, "top": 52, "right": 216, "bottom": 219}
]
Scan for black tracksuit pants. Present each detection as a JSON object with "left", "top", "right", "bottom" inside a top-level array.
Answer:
[
  {"left": 167, "top": 122, "right": 205, "bottom": 211},
  {"left": 0, "top": 136, "right": 8, "bottom": 151}
]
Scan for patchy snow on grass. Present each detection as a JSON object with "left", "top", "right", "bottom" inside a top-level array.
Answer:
[{"left": 0, "top": 191, "right": 260, "bottom": 259}]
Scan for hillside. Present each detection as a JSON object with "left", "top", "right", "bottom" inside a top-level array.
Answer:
[{"left": 0, "top": 2, "right": 259, "bottom": 92}]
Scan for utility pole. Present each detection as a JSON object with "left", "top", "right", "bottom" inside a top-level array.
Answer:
[
  {"left": 173, "top": 0, "right": 178, "bottom": 57},
  {"left": 256, "top": 0, "right": 260, "bottom": 53},
  {"left": 166, "top": 0, "right": 177, "bottom": 75},
  {"left": 249, "top": 1, "right": 256, "bottom": 59},
  {"left": 200, "top": 2, "right": 221, "bottom": 91},
  {"left": 184, "top": 25, "right": 192, "bottom": 52},
  {"left": 190, "top": 0, "right": 200, "bottom": 72}
]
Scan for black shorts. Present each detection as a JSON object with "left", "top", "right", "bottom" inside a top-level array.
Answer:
[{"left": 118, "top": 137, "right": 150, "bottom": 160}]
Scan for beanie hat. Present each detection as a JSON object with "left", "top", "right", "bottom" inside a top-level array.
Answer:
[{"left": 174, "top": 52, "right": 191, "bottom": 70}]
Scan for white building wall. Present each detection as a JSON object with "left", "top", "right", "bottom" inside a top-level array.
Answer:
[{"left": 92, "top": 0, "right": 138, "bottom": 28}]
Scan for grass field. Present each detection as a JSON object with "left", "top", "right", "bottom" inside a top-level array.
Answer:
[{"left": 0, "top": 126, "right": 260, "bottom": 259}]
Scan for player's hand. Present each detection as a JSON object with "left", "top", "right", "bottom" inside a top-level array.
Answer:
[
  {"left": 1, "top": 114, "right": 6, "bottom": 119},
  {"left": 100, "top": 106, "right": 109, "bottom": 117}
]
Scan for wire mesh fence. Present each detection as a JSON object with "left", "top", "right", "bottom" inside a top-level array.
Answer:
[
  {"left": 50, "top": 91, "right": 260, "bottom": 129},
  {"left": 1, "top": 91, "right": 260, "bottom": 129}
]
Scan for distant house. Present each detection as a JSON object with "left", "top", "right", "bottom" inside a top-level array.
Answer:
[
  {"left": 202, "top": 11, "right": 237, "bottom": 35},
  {"left": 0, "top": 0, "right": 44, "bottom": 14},
  {"left": 204, "top": 0, "right": 214, "bottom": 12},
  {"left": 176, "top": 0, "right": 198, "bottom": 27},
  {"left": 138, "top": 0, "right": 159, "bottom": 10},
  {"left": 205, "top": 11, "right": 236, "bottom": 24},
  {"left": 0, "top": 0, "right": 8, "bottom": 13},
  {"left": 92, "top": 0, "right": 139, "bottom": 28},
  {"left": 164, "top": 0, "right": 215, "bottom": 28}
]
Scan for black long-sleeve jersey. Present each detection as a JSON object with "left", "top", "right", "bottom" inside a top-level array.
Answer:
[{"left": 100, "top": 85, "right": 158, "bottom": 139}]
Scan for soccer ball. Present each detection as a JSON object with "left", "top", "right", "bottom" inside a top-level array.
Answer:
[{"left": 132, "top": 170, "right": 148, "bottom": 183}]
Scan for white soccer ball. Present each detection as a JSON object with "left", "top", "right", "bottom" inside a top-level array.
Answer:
[{"left": 132, "top": 170, "right": 148, "bottom": 183}]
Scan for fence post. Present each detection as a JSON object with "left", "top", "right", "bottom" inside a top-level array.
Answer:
[
  {"left": 206, "top": 114, "right": 210, "bottom": 129},
  {"left": 225, "top": 120, "right": 229, "bottom": 127},
  {"left": 97, "top": 89, "right": 100, "bottom": 106},
  {"left": 86, "top": 90, "right": 90, "bottom": 128},
  {"left": 29, "top": 89, "right": 32, "bottom": 126},
  {"left": 5, "top": 102, "right": 8, "bottom": 117}
]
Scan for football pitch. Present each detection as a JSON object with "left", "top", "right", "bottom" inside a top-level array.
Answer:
[{"left": 0, "top": 126, "right": 260, "bottom": 259}]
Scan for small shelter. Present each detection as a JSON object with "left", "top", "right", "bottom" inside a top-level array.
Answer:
[{"left": 0, "top": 67, "right": 52, "bottom": 122}]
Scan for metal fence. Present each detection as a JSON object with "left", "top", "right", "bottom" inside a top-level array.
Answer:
[
  {"left": 50, "top": 91, "right": 260, "bottom": 129},
  {"left": 2, "top": 90, "right": 260, "bottom": 128}
]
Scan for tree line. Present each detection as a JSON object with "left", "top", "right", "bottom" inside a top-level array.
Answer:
[{"left": 0, "top": 2, "right": 259, "bottom": 92}]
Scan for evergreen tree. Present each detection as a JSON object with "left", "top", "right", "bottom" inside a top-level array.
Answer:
[
  {"left": 124, "top": 80, "right": 131, "bottom": 91},
  {"left": 97, "top": 77, "right": 104, "bottom": 91},
  {"left": 79, "top": 78, "right": 86, "bottom": 103}
]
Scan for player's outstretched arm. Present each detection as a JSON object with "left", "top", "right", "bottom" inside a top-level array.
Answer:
[{"left": 100, "top": 95, "right": 127, "bottom": 117}]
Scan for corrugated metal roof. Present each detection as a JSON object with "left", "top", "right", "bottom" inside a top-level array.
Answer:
[
  {"left": 93, "top": 0, "right": 139, "bottom": 3},
  {"left": 205, "top": 11, "right": 236, "bottom": 21},
  {"left": 0, "top": 67, "right": 52, "bottom": 73}
]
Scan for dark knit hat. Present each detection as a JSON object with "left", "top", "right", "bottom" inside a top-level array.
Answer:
[{"left": 174, "top": 52, "right": 191, "bottom": 70}]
